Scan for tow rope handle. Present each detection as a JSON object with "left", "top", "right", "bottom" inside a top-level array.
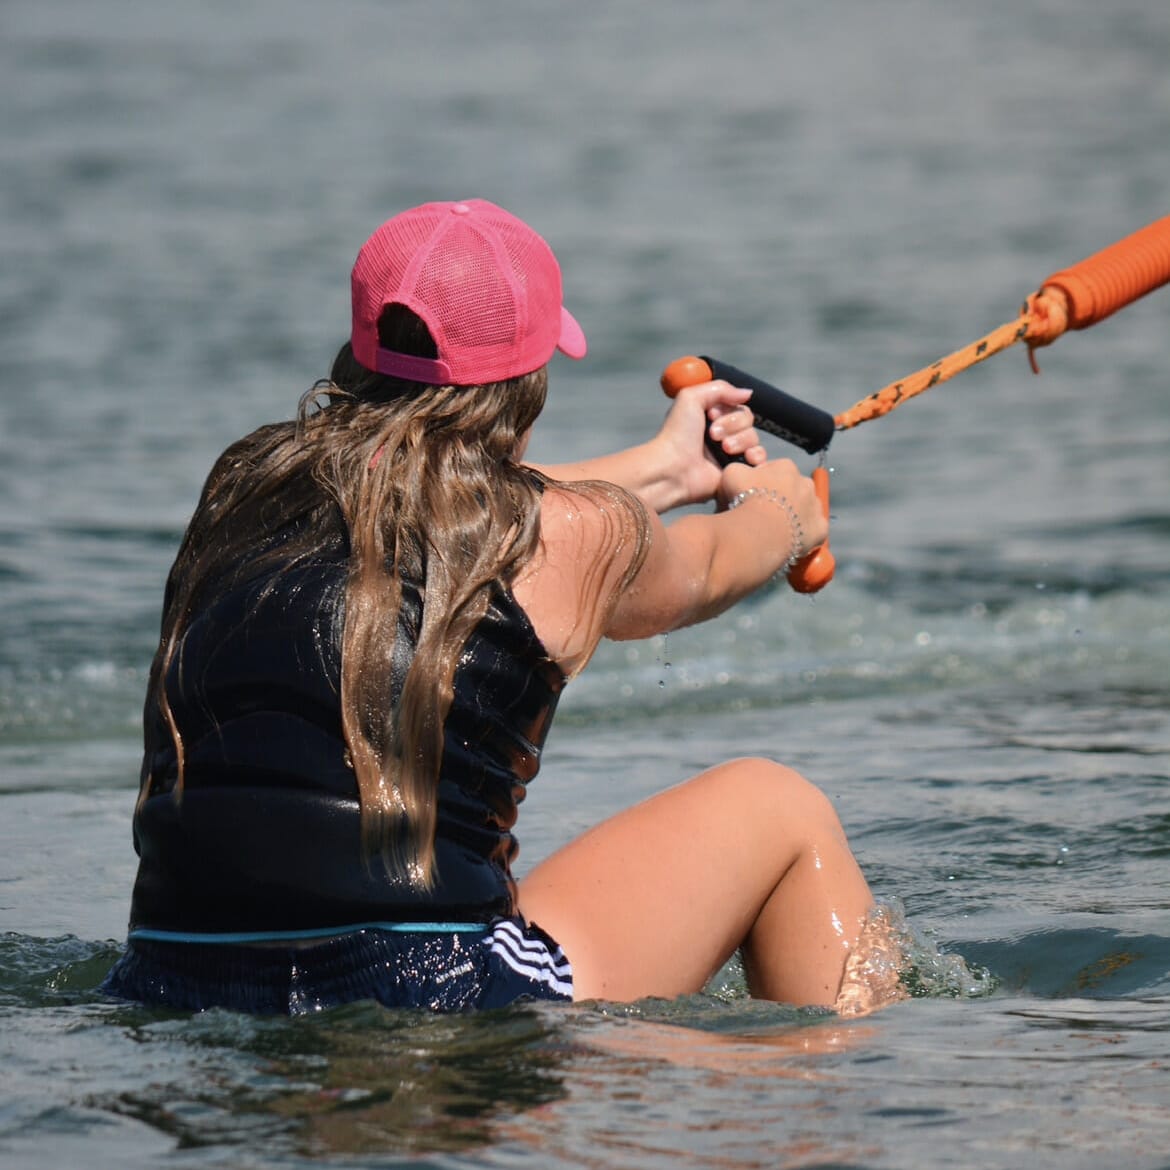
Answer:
[
  {"left": 660, "top": 355, "right": 836, "bottom": 593},
  {"left": 659, "top": 217, "right": 1170, "bottom": 595}
]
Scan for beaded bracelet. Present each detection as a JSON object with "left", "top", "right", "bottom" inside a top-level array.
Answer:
[{"left": 726, "top": 487, "right": 805, "bottom": 574}]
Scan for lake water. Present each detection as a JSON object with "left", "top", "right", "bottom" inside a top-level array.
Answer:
[{"left": 1, "top": 1, "right": 1168, "bottom": 1167}]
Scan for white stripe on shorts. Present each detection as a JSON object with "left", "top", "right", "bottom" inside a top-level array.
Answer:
[{"left": 486, "top": 918, "right": 573, "bottom": 997}]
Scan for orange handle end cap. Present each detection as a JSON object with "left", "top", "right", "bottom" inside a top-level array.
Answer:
[
  {"left": 661, "top": 355, "right": 714, "bottom": 398},
  {"left": 787, "top": 466, "right": 835, "bottom": 593},
  {"left": 788, "top": 545, "right": 836, "bottom": 594}
]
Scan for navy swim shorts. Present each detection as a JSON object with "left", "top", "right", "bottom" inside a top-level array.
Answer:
[{"left": 101, "top": 917, "right": 573, "bottom": 1015}]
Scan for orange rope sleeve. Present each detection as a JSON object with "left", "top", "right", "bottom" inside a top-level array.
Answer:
[{"left": 1040, "top": 214, "right": 1170, "bottom": 331}]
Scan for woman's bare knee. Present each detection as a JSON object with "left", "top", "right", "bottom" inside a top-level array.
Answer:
[
  {"left": 723, "top": 761, "right": 872, "bottom": 1005},
  {"left": 707, "top": 756, "right": 846, "bottom": 846}
]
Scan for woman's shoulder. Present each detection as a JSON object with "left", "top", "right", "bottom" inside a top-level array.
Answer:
[
  {"left": 511, "top": 479, "right": 649, "bottom": 676},
  {"left": 537, "top": 477, "right": 646, "bottom": 540},
  {"left": 536, "top": 479, "right": 649, "bottom": 592}
]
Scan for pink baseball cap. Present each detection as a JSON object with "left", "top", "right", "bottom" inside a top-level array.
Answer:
[{"left": 350, "top": 199, "right": 586, "bottom": 385}]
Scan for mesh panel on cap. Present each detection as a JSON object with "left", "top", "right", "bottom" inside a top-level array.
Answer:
[
  {"left": 352, "top": 211, "right": 450, "bottom": 369},
  {"left": 415, "top": 219, "right": 521, "bottom": 359},
  {"left": 370, "top": 211, "right": 448, "bottom": 315},
  {"left": 503, "top": 223, "right": 560, "bottom": 343},
  {"left": 489, "top": 215, "right": 561, "bottom": 373}
]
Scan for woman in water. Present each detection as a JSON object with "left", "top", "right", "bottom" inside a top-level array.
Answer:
[{"left": 104, "top": 198, "right": 882, "bottom": 1015}]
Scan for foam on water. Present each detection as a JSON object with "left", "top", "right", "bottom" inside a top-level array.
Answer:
[{"left": 563, "top": 574, "right": 1169, "bottom": 724}]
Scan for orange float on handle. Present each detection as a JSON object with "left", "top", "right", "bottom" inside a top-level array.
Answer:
[{"left": 661, "top": 356, "right": 835, "bottom": 594}]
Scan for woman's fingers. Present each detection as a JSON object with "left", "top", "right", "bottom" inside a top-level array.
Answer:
[{"left": 708, "top": 402, "right": 765, "bottom": 463}]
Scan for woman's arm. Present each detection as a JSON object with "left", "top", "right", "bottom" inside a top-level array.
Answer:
[
  {"left": 515, "top": 452, "right": 826, "bottom": 674},
  {"left": 529, "top": 381, "right": 765, "bottom": 514},
  {"left": 604, "top": 456, "right": 828, "bottom": 641}
]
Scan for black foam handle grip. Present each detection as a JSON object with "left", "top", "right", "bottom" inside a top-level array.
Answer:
[
  {"left": 700, "top": 357, "right": 835, "bottom": 455},
  {"left": 660, "top": 354, "right": 836, "bottom": 459}
]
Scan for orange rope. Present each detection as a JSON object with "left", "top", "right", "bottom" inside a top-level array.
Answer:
[
  {"left": 834, "top": 216, "right": 1170, "bottom": 432},
  {"left": 834, "top": 305, "right": 1040, "bottom": 431}
]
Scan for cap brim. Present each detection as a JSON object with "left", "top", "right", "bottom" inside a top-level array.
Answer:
[{"left": 557, "top": 306, "right": 587, "bottom": 360}]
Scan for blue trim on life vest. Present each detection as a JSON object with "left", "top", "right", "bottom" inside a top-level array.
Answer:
[{"left": 128, "top": 921, "right": 489, "bottom": 945}]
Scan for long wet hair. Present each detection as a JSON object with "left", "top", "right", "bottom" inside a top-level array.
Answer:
[{"left": 143, "top": 305, "right": 648, "bottom": 886}]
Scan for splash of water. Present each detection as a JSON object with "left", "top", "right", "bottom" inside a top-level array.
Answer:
[{"left": 836, "top": 898, "right": 996, "bottom": 1016}]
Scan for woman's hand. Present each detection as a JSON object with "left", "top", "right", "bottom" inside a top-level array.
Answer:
[
  {"left": 528, "top": 378, "right": 765, "bottom": 515},
  {"left": 650, "top": 380, "right": 766, "bottom": 510},
  {"left": 716, "top": 457, "right": 829, "bottom": 560}
]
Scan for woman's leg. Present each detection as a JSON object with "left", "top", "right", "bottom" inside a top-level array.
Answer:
[{"left": 518, "top": 758, "right": 874, "bottom": 1007}]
